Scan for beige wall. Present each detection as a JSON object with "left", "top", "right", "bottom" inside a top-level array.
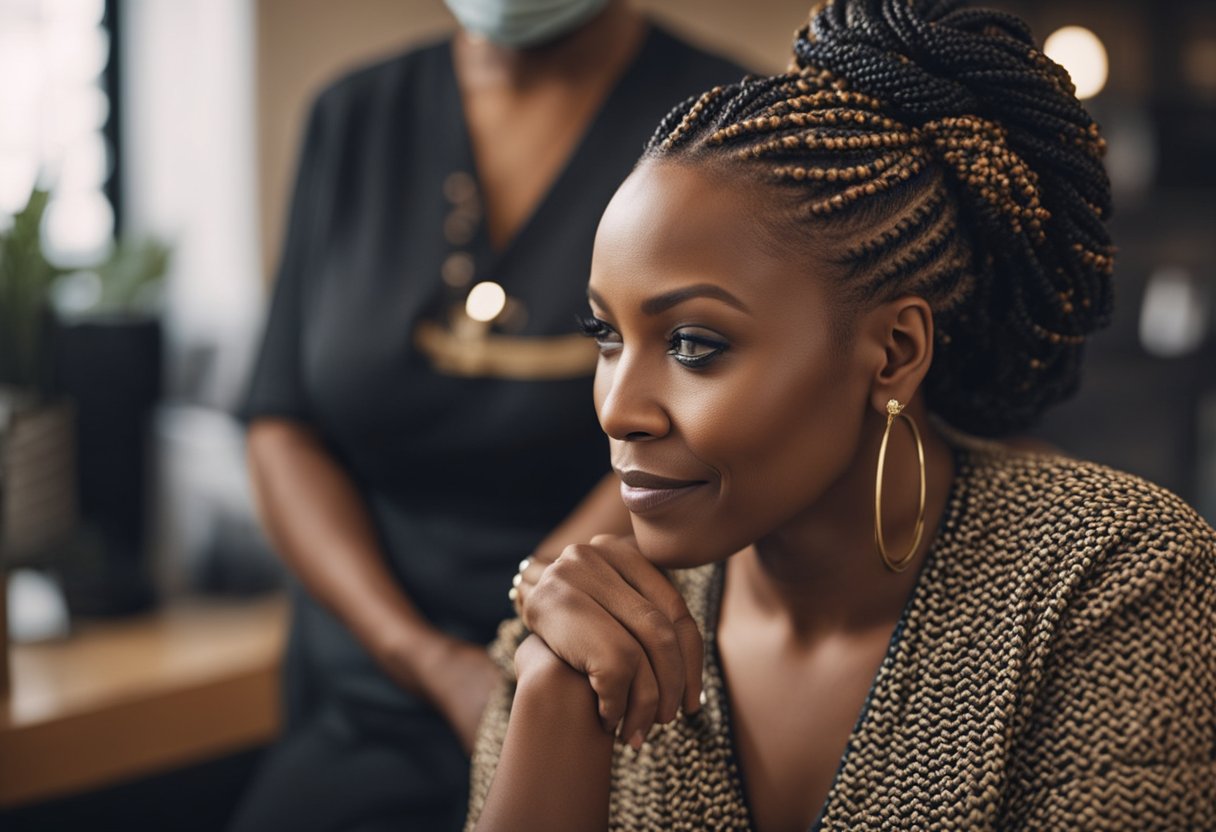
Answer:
[{"left": 255, "top": 0, "right": 814, "bottom": 281}]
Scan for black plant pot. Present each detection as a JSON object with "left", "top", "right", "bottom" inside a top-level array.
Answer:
[{"left": 52, "top": 313, "right": 162, "bottom": 616}]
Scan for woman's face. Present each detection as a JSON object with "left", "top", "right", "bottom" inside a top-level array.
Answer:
[{"left": 587, "top": 161, "right": 879, "bottom": 568}]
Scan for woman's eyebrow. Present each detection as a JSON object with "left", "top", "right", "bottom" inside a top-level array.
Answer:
[
  {"left": 588, "top": 284, "right": 753, "bottom": 316},
  {"left": 640, "top": 284, "right": 752, "bottom": 316}
]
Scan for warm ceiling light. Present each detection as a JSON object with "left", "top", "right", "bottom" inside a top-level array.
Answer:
[{"left": 1044, "top": 25, "right": 1109, "bottom": 100}]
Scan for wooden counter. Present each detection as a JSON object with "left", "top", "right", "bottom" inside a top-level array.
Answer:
[{"left": 0, "top": 594, "right": 287, "bottom": 808}]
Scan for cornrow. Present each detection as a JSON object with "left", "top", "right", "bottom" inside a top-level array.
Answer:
[{"left": 642, "top": 0, "right": 1115, "bottom": 436}]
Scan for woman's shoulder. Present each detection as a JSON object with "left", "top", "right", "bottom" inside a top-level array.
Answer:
[
  {"left": 928, "top": 436, "right": 1216, "bottom": 829},
  {"left": 949, "top": 432, "right": 1216, "bottom": 607},
  {"left": 959, "top": 434, "right": 1213, "bottom": 538}
]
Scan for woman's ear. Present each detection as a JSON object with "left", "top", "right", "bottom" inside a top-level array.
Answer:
[{"left": 864, "top": 296, "right": 934, "bottom": 414}]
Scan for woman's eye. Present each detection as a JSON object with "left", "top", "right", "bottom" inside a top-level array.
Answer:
[
  {"left": 576, "top": 315, "right": 622, "bottom": 351},
  {"left": 668, "top": 331, "right": 729, "bottom": 368}
]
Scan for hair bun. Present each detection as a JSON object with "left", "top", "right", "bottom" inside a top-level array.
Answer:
[
  {"left": 795, "top": 1, "right": 1048, "bottom": 122},
  {"left": 792, "top": 0, "right": 1116, "bottom": 434},
  {"left": 797, "top": 1, "right": 1108, "bottom": 205},
  {"left": 792, "top": 0, "right": 1112, "bottom": 211}
]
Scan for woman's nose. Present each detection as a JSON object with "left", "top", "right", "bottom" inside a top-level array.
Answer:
[{"left": 595, "top": 355, "right": 671, "bottom": 442}]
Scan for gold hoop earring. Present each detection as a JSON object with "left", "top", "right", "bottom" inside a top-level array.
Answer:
[{"left": 874, "top": 399, "right": 927, "bottom": 573}]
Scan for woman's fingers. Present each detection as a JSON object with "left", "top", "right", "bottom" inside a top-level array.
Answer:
[
  {"left": 514, "top": 556, "right": 548, "bottom": 619},
  {"left": 581, "top": 630, "right": 661, "bottom": 748},
  {"left": 619, "top": 657, "right": 660, "bottom": 750},
  {"left": 523, "top": 536, "right": 704, "bottom": 746},
  {"left": 553, "top": 545, "right": 689, "bottom": 725},
  {"left": 529, "top": 586, "right": 644, "bottom": 732},
  {"left": 525, "top": 554, "right": 646, "bottom": 733},
  {"left": 674, "top": 612, "right": 704, "bottom": 716},
  {"left": 585, "top": 537, "right": 703, "bottom": 717}
]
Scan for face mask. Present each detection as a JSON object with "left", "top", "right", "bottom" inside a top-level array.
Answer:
[{"left": 444, "top": 0, "right": 611, "bottom": 49}]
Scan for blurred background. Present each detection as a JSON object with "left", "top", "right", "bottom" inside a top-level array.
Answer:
[{"left": 1, "top": 0, "right": 1213, "bottom": 829}]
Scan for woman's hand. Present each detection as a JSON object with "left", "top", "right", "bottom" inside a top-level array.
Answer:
[
  {"left": 520, "top": 535, "right": 703, "bottom": 749},
  {"left": 512, "top": 547, "right": 559, "bottom": 616},
  {"left": 473, "top": 634, "right": 613, "bottom": 832}
]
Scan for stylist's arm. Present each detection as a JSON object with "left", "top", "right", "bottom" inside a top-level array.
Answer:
[{"left": 247, "top": 417, "right": 498, "bottom": 752}]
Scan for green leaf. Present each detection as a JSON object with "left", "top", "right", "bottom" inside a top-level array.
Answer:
[{"left": 0, "top": 188, "right": 66, "bottom": 394}]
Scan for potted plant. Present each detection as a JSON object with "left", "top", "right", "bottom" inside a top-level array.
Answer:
[
  {"left": 1, "top": 184, "right": 170, "bottom": 625},
  {"left": 0, "top": 188, "right": 79, "bottom": 686},
  {"left": 0, "top": 188, "right": 79, "bottom": 564}
]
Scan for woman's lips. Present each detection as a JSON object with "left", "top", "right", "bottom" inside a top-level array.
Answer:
[{"left": 616, "top": 469, "right": 706, "bottom": 514}]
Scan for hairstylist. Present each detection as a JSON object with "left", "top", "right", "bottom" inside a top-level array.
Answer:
[{"left": 230, "top": 2, "right": 745, "bottom": 830}]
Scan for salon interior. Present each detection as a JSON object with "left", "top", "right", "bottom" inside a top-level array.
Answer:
[{"left": 1, "top": 0, "right": 1213, "bottom": 829}]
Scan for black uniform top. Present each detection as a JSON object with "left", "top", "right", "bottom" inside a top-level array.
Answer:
[{"left": 241, "top": 25, "right": 745, "bottom": 718}]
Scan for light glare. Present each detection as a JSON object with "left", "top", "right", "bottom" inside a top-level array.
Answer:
[
  {"left": 1044, "top": 26, "right": 1108, "bottom": 100},
  {"left": 42, "top": 189, "right": 113, "bottom": 265},
  {"left": 465, "top": 281, "right": 507, "bottom": 323}
]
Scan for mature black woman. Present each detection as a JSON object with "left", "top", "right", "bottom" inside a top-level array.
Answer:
[{"left": 465, "top": 1, "right": 1216, "bottom": 830}]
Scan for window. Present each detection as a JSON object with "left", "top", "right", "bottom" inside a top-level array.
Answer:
[{"left": 0, "top": 0, "right": 118, "bottom": 266}]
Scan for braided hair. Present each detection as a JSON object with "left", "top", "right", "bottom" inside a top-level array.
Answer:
[{"left": 644, "top": 0, "right": 1115, "bottom": 436}]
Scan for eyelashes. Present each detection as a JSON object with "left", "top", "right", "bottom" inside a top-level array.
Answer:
[
  {"left": 576, "top": 314, "right": 609, "bottom": 338},
  {"left": 576, "top": 314, "right": 623, "bottom": 355},
  {"left": 577, "top": 314, "right": 729, "bottom": 369}
]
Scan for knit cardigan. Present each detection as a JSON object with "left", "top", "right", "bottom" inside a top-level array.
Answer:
[{"left": 466, "top": 438, "right": 1216, "bottom": 830}]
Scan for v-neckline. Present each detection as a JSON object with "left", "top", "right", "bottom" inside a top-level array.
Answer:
[
  {"left": 705, "top": 445, "right": 970, "bottom": 832},
  {"left": 443, "top": 24, "right": 658, "bottom": 273}
]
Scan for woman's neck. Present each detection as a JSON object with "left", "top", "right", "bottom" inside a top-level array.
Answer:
[
  {"left": 733, "top": 403, "right": 956, "bottom": 641},
  {"left": 451, "top": 1, "right": 645, "bottom": 90}
]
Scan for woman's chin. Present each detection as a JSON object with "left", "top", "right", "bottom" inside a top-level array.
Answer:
[{"left": 631, "top": 525, "right": 733, "bottom": 571}]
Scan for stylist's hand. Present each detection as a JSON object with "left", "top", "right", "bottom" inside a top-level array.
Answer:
[
  {"left": 522, "top": 535, "right": 703, "bottom": 749},
  {"left": 397, "top": 636, "right": 500, "bottom": 755}
]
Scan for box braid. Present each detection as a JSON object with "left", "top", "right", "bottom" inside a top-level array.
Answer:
[{"left": 643, "top": 0, "right": 1114, "bottom": 437}]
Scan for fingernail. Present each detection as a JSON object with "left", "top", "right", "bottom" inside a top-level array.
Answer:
[{"left": 629, "top": 730, "right": 644, "bottom": 751}]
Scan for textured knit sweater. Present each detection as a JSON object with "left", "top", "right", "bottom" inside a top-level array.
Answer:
[{"left": 466, "top": 438, "right": 1216, "bottom": 830}]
